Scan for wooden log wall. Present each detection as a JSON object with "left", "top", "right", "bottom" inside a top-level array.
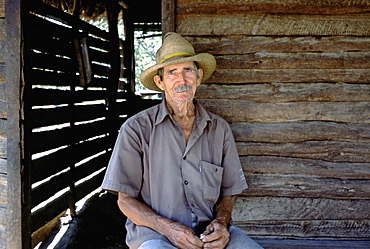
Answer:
[
  {"left": 22, "top": 2, "right": 129, "bottom": 246},
  {"left": 175, "top": 0, "right": 370, "bottom": 239}
]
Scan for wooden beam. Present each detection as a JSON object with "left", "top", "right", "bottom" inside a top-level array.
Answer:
[
  {"left": 5, "top": 0, "right": 27, "bottom": 247},
  {"left": 162, "top": 0, "right": 176, "bottom": 34}
]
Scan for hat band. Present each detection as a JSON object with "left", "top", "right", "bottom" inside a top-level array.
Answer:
[{"left": 159, "top": 52, "right": 193, "bottom": 64}]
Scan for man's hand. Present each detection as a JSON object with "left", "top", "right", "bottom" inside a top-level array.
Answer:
[
  {"left": 200, "top": 219, "right": 230, "bottom": 248},
  {"left": 166, "top": 221, "right": 204, "bottom": 249},
  {"left": 118, "top": 193, "right": 203, "bottom": 248}
]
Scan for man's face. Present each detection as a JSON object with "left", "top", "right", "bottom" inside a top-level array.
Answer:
[{"left": 154, "top": 61, "right": 203, "bottom": 104}]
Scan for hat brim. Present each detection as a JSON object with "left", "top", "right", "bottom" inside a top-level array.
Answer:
[{"left": 140, "top": 53, "right": 216, "bottom": 92}]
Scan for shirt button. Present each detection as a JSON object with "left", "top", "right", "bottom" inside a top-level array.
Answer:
[{"left": 184, "top": 180, "right": 188, "bottom": 185}]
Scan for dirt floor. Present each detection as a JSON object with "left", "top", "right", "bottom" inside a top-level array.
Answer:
[{"left": 39, "top": 191, "right": 129, "bottom": 249}]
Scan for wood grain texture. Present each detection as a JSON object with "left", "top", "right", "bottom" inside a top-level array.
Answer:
[
  {"left": 241, "top": 174, "right": 370, "bottom": 199},
  {"left": 199, "top": 99, "right": 370, "bottom": 123},
  {"left": 178, "top": 0, "right": 370, "bottom": 15},
  {"left": 231, "top": 122, "right": 370, "bottom": 143},
  {"left": 235, "top": 219, "right": 370, "bottom": 239},
  {"left": 214, "top": 52, "right": 370, "bottom": 69},
  {"left": 240, "top": 156, "right": 370, "bottom": 179},
  {"left": 177, "top": 14, "right": 370, "bottom": 36},
  {"left": 187, "top": 36, "right": 370, "bottom": 54},
  {"left": 207, "top": 69, "right": 370, "bottom": 84},
  {"left": 232, "top": 197, "right": 370, "bottom": 221},
  {"left": 237, "top": 141, "right": 370, "bottom": 163},
  {"left": 254, "top": 238, "right": 370, "bottom": 249},
  {"left": 197, "top": 83, "right": 370, "bottom": 103}
]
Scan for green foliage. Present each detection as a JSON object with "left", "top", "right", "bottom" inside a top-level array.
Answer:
[
  {"left": 134, "top": 31, "right": 162, "bottom": 92},
  {"left": 87, "top": 18, "right": 162, "bottom": 93}
]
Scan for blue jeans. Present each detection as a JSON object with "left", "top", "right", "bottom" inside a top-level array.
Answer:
[{"left": 137, "top": 226, "right": 264, "bottom": 248}]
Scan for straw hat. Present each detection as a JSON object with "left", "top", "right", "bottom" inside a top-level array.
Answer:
[{"left": 140, "top": 32, "right": 216, "bottom": 92}]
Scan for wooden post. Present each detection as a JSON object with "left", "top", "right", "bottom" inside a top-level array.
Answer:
[
  {"left": 107, "top": 1, "right": 121, "bottom": 138},
  {"left": 5, "top": 0, "right": 32, "bottom": 248},
  {"left": 162, "top": 0, "right": 176, "bottom": 35}
]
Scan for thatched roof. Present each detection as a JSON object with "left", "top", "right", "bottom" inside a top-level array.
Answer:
[
  {"left": 42, "top": 0, "right": 161, "bottom": 24},
  {"left": 42, "top": 0, "right": 123, "bottom": 20}
]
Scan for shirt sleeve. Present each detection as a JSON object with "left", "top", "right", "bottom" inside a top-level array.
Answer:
[
  {"left": 101, "top": 121, "right": 143, "bottom": 197},
  {"left": 220, "top": 121, "right": 248, "bottom": 197}
]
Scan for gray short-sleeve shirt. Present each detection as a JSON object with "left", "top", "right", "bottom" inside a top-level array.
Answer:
[{"left": 101, "top": 100, "right": 248, "bottom": 248}]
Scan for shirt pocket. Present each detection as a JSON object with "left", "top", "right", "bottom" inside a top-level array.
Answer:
[{"left": 200, "top": 161, "right": 224, "bottom": 204}]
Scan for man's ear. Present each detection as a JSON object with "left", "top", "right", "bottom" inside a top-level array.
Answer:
[
  {"left": 153, "top": 75, "right": 164, "bottom": 91},
  {"left": 196, "top": 68, "right": 204, "bottom": 87}
]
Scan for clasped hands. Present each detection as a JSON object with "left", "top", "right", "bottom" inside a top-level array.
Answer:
[{"left": 167, "top": 219, "right": 230, "bottom": 249}]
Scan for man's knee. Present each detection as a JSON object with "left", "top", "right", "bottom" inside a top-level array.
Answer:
[
  {"left": 227, "top": 226, "right": 264, "bottom": 249},
  {"left": 138, "top": 239, "right": 177, "bottom": 249}
]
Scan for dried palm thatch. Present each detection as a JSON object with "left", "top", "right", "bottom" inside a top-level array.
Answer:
[{"left": 42, "top": 0, "right": 126, "bottom": 20}]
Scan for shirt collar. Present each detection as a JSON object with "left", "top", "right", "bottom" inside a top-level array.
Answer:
[{"left": 155, "top": 99, "right": 212, "bottom": 126}]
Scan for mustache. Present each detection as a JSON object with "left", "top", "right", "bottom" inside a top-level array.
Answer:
[{"left": 173, "top": 85, "right": 192, "bottom": 93}]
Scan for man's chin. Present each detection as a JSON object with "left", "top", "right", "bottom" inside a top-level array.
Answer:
[{"left": 172, "top": 96, "right": 194, "bottom": 104}]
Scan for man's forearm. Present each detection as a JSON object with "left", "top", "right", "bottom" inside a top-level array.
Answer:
[
  {"left": 117, "top": 192, "right": 174, "bottom": 235},
  {"left": 214, "top": 195, "right": 233, "bottom": 227}
]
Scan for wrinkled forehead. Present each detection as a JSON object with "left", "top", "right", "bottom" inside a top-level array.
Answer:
[{"left": 162, "top": 61, "right": 197, "bottom": 71}]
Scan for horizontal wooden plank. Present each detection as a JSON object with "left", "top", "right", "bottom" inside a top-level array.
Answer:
[
  {"left": 178, "top": 0, "right": 370, "bottom": 15},
  {"left": 241, "top": 174, "right": 370, "bottom": 199},
  {"left": 232, "top": 197, "right": 370, "bottom": 221},
  {"left": 215, "top": 52, "right": 370, "bottom": 70},
  {"left": 199, "top": 99, "right": 370, "bottom": 123},
  {"left": 31, "top": 119, "right": 109, "bottom": 154},
  {"left": 234, "top": 219, "right": 370, "bottom": 239},
  {"left": 241, "top": 156, "right": 370, "bottom": 179},
  {"left": 32, "top": 136, "right": 111, "bottom": 183},
  {"left": 254, "top": 238, "right": 370, "bottom": 249},
  {"left": 207, "top": 69, "right": 370, "bottom": 84},
  {"left": 177, "top": 14, "right": 370, "bottom": 36},
  {"left": 31, "top": 88, "right": 108, "bottom": 107},
  {"left": 30, "top": 104, "right": 107, "bottom": 129},
  {"left": 31, "top": 153, "right": 109, "bottom": 208},
  {"left": 230, "top": 122, "right": 370, "bottom": 143},
  {"left": 188, "top": 36, "right": 370, "bottom": 54},
  {"left": 28, "top": 69, "right": 79, "bottom": 87},
  {"left": 86, "top": 35, "right": 110, "bottom": 53},
  {"left": 31, "top": 52, "right": 76, "bottom": 74},
  {"left": 74, "top": 169, "right": 105, "bottom": 202},
  {"left": 31, "top": 190, "right": 70, "bottom": 232},
  {"left": 237, "top": 141, "right": 370, "bottom": 163},
  {"left": 89, "top": 47, "right": 111, "bottom": 65},
  {"left": 29, "top": 32, "right": 74, "bottom": 58},
  {"left": 197, "top": 83, "right": 370, "bottom": 102},
  {"left": 30, "top": 1, "right": 110, "bottom": 41},
  {"left": 29, "top": 13, "right": 74, "bottom": 41}
]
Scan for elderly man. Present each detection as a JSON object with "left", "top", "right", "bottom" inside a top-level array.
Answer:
[{"left": 102, "top": 33, "right": 263, "bottom": 249}]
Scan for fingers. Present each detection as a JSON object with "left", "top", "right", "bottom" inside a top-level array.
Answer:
[
  {"left": 200, "top": 220, "right": 230, "bottom": 248},
  {"left": 167, "top": 222, "right": 204, "bottom": 248}
]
